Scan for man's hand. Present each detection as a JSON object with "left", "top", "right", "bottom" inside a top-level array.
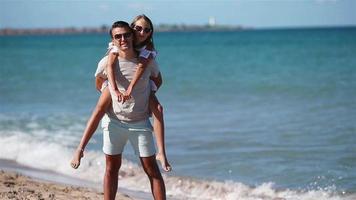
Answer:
[{"left": 95, "top": 77, "right": 105, "bottom": 92}]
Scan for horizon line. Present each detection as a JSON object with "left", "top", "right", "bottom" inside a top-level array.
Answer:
[{"left": 1, "top": 23, "right": 356, "bottom": 30}]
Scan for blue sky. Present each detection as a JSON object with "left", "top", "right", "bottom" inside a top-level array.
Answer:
[{"left": 0, "top": 0, "right": 355, "bottom": 29}]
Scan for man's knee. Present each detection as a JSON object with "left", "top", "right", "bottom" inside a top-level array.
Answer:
[
  {"left": 105, "top": 156, "right": 121, "bottom": 174},
  {"left": 144, "top": 165, "right": 161, "bottom": 178},
  {"left": 105, "top": 163, "right": 121, "bottom": 174},
  {"left": 141, "top": 158, "right": 162, "bottom": 178}
]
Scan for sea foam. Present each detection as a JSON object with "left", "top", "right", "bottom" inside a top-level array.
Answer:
[{"left": 0, "top": 132, "right": 354, "bottom": 200}]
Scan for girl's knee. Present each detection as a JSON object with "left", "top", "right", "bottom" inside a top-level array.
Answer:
[
  {"left": 153, "top": 104, "right": 164, "bottom": 121},
  {"left": 157, "top": 104, "right": 163, "bottom": 113}
]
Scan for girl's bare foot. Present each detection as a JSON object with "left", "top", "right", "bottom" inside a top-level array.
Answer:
[
  {"left": 70, "top": 149, "right": 84, "bottom": 169},
  {"left": 156, "top": 152, "right": 172, "bottom": 172}
]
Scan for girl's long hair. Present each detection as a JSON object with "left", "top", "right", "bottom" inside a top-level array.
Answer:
[{"left": 131, "top": 14, "right": 155, "bottom": 50}]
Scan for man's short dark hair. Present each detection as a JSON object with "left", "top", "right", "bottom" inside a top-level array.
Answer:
[{"left": 109, "top": 21, "right": 132, "bottom": 38}]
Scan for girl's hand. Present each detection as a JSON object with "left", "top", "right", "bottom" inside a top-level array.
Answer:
[
  {"left": 123, "top": 86, "right": 133, "bottom": 100},
  {"left": 115, "top": 90, "right": 125, "bottom": 103},
  {"left": 123, "top": 94, "right": 132, "bottom": 103},
  {"left": 115, "top": 90, "right": 132, "bottom": 103}
]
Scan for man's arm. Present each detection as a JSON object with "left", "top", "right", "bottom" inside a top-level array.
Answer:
[{"left": 95, "top": 77, "right": 106, "bottom": 92}]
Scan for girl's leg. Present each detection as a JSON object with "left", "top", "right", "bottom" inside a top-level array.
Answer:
[
  {"left": 70, "top": 87, "right": 112, "bottom": 169},
  {"left": 149, "top": 93, "right": 171, "bottom": 172}
]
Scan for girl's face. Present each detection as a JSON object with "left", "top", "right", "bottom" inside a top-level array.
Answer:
[{"left": 133, "top": 18, "right": 152, "bottom": 44}]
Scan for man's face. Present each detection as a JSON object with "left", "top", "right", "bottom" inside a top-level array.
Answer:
[{"left": 111, "top": 27, "right": 133, "bottom": 51}]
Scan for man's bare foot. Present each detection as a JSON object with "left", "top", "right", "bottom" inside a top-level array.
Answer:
[
  {"left": 156, "top": 152, "right": 172, "bottom": 172},
  {"left": 70, "top": 148, "right": 84, "bottom": 169}
]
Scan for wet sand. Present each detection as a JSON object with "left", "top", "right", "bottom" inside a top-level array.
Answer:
[{"left": 0, "top": 158, "right": 135, "bottom": 200}]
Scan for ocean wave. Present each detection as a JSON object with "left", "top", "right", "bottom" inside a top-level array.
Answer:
[{"left": 0, "top": 132, "right": 354, "bottom": 200}]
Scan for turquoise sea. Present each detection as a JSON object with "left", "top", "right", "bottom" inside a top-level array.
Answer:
[{"left": 1, "top": 27, "right": 356, "bottom": 199}]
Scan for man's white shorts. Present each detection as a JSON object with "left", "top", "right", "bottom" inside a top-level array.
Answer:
[{"left": 102, "top": 116, "right": 156, "bottom": 157}]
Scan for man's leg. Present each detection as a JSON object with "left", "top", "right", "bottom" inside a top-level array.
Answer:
[
  {"left": 104, "top": 154, "right": 122, "bottom": 200},
  {"left": 140, "top": 156, "right": 166, "bottom": 200}
]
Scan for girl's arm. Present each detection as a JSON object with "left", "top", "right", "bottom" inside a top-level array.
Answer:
[
  {"left": 107, "top": 52, "right": 125, "bottom": 102},
  {"left": 125, "top": 56, "right": 150, "bottom": 97},
  {"left": 125, "top": 43, "right": 156, "bottom": 97}
]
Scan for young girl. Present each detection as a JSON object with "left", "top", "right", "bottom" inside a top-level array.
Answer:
[{"left": 70, "top": 15, "right": 171, "bottom": 172}]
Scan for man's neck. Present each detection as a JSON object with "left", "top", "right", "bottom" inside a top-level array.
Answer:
[{"left": 118, "top": 50, "right": 136, "bottom": 60}]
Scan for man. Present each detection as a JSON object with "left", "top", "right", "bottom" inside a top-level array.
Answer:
[{"left": 103, "top": 21, "right": 166, "bottom": 200}]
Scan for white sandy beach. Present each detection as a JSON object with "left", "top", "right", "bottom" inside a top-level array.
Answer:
[{"left": 0, "top": 159, "right": 133, "bottom": 200}]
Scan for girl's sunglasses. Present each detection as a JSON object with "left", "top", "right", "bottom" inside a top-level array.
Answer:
[
  {"left": 134, "top": 25, "right": 151, "bottom": 34},
  {"left": 113, "top": 32, "right": 132, "bottom": 40}
]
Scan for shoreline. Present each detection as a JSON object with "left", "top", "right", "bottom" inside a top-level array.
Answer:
[
  {"left": 0, "top": 159, "right": 145, "bottom": 200},
  {"left": 0, "top": 24, "right": 245, "bottom": 36}
]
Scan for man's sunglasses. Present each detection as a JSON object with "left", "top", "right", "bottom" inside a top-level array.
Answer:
[
  {"left": 113, "top": 32, "right": 132, "bottom": 40},
  {"left": 134, "top": 25, "right": 151, "bottom": 34}
]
